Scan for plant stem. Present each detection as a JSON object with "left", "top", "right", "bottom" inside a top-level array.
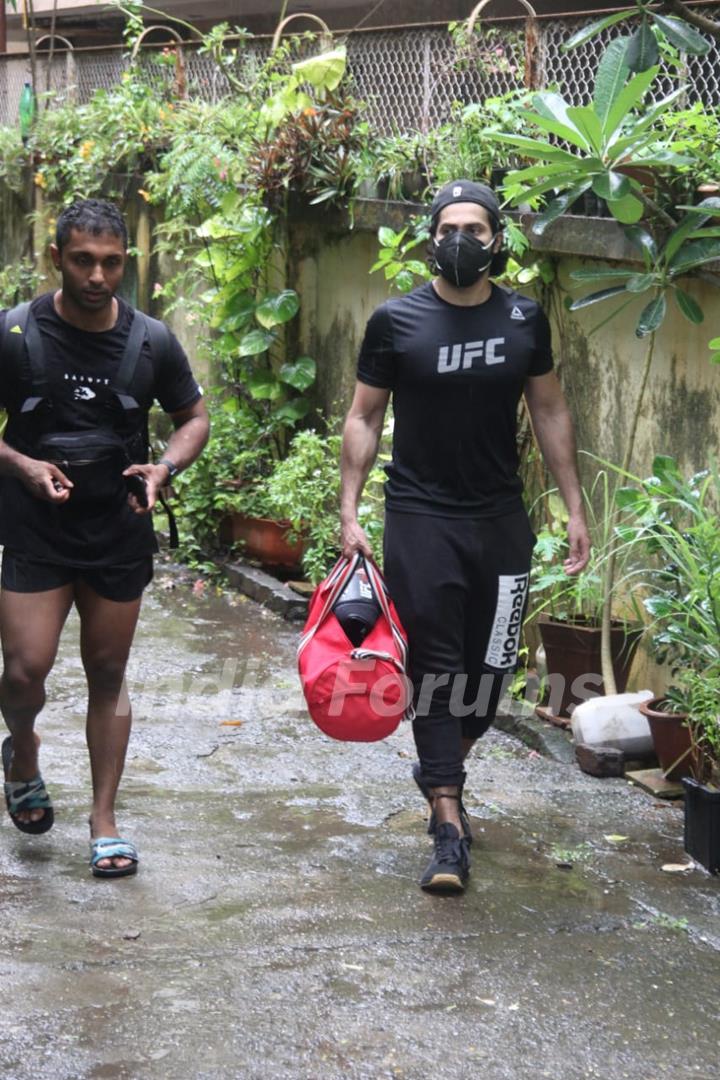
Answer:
[
  {"left": 600, "top": 328, "right": 657, "bottom": 693},
  {"left": 636, "top": 188, "right": 678, "bottom": 231}
]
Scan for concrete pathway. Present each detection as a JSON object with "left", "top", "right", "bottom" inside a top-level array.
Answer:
[{"left": 1, "top": 572, "right": 719, "bottom": 1080}]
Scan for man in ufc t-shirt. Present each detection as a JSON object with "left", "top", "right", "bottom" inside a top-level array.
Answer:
[
  {"left": 0, "top": 199, "right": 209, "bottom": 877},
  {"left": 341, "top": 180, "right": 590, "bottom": 893}
]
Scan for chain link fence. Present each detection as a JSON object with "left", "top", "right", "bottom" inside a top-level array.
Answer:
[{"left": 1, "top": 10, "right": 719, "bottom": 132}]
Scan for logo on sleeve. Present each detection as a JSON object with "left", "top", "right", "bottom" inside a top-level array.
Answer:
[{"left": 510, "top": 305, "right": 525, "bottom": 320}]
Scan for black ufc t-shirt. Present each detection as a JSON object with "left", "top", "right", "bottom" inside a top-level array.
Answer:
[
  {"left": 0, "top": 292, "right": 202, "bottom": 566},
  {"left": 357, "top": 282, "right": 553, "bottom": 517}
]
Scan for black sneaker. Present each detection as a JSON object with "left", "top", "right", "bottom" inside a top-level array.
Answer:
[
  {"left": 412, "top": 763, "right": 473, "bottom": 844},
  {"left": 419, "top": 822, "right": 470, "bottom": 893}
]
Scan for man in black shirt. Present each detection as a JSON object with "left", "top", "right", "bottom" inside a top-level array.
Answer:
[
  {"left": 0, "top": 199, "right": 209, "bottom": 877},
  {"left": 341, "top": 180, "right": 590, "bottom": 893}
]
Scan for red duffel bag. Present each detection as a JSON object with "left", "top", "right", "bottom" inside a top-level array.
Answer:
[{"left": 297, "top": 553, "right": 413, "bottom": 741}]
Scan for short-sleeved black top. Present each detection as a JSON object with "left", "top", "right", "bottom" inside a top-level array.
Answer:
[
  {"left": 0, "top": 292, "right": 202, "bottom": 566},
  {"left": 357, "top": 281, "right": 553, "bottom": 518}
]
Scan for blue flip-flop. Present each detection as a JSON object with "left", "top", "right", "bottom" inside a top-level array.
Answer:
[
  {"left": 2, "top": 736, "right": 54, "bottom": 835},
  {"left": 90, "top": 836, "right": 139, "bottom": 879}
]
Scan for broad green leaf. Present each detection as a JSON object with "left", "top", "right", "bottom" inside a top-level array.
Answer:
[
  {"left": 568, "top": 285, "right": 629, "bottom": 310},
  {"left": 636, "top": 293, "right": 666, "bottom": 337},
  {"left": 247, "top": 371, "right": 282, "bottom": 400},
  {"left": 710, "top": 353, "right": 720, "bottom": 365},
  {"left": 710, "top": 337, "right": 720, "bottom": 348},
  {"left": 483, "top": 132, "right": 581, "bottom": 164},
  {"left": 626, "top": 20, "right": 659, "bottom": 72},
  {"left": 664, "top": 213, "right": 709, "bottom": 263},
  {"left": 508, "top": 161, "right": 587, "bottom": 184},
  {"left": 220, "top": 190, "right": 241, "bottom": 216},
  {"left": 569, "top": 267, "right": 638, "bottom": 282},
  {"left": 255, "top": 290, "right": 300, "bottom": 329},
  {"left": 563, "top": 9, "right": 633, "bottom": 50},
  {"left": 509, "top": 171, "right": 592, "bottom": 206},
  {"left": 378, "top": 226, "right": 400, "bottom": 248},
  {"left": 395, "top": 269, "right": 415, "bottom": 291},
  {"left": 603, "top": 66, "right": 657, "bottom": 141},
  {"left": 607, "top": 88, "right": 685, "bottom": 157},
  {"left": 625, "top": 273, "right": 655, "bottom": 293},
  {"left": 615, "top": 486, "right": 645, "bottom": 509},
  {"left": 591, "top": 171, "right": 631, "bottom": 200},
  {"left": 680, "top": 197, "right": 720, "bottom": 218},
  {"left": 687, "top": 228, "right": 720, "bottom": 240},
  {"left": 651, "top": 13, "right": 711, "bottom": 55},
  {"left": 292, "top": 47, "right": 347, "bottom": 91},
  {"left": 624, "top": 225, "right": 658, "bottom": 265},
  {"left": 531, "top": 183, "right": 592, "bottom": 236},
  {"left": 668, "top": 238, "right": 720, "bottom": 275},
  {"left": 674, "top": 288, "right": 704, "bottom": 325},
  {"left": 652, "top": 454, "right": 681, "bottom": 480},
  {"left": 608, "top": 191, "right": 644, "bottom": 224},
  {"left": 593, "top": 37, "right": 631, "bottom": 131},
  {"left": 279, "top": 355, "right": 316, "bottom": 390},
  {"left": 528, "top": 112, "right": 589, "bottom": 151},
  {"left": 273, "top": 399, "right": 310, "bottom": 422},
  {"left": 531, "top": 93, "right": 590, "bottom": 149},
  {"left": 237, "top": 328, "right": 273, "bottom": 356},
  {"left": 566, "top": 106, "right": 604, "bottom": 152}
]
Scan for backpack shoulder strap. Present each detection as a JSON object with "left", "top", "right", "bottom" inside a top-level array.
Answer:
[
  {"left": 114, "top": 309, "right": 171, "bottom": 394},
  {"left": 3, "top": 301, "right": 48, "bottom": 403}
]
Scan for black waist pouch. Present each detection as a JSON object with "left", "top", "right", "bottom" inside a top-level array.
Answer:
[{"left": 37, "top": 430, "right": 132, "bottom": 502}]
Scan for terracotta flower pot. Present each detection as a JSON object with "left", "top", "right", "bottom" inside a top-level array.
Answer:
[
  {"left": 537, "top": 615, "right": 643, "bottom": 719},
  {"left": 638, "top": 697, "right": 699, "bottom": 782},
  {"left": 219, "top": 512, "right": 304, "bottom": 570}
]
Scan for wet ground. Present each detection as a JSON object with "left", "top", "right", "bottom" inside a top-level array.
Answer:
[{"left": 1, "top": 570, "right": 719, "bottom": 1080}]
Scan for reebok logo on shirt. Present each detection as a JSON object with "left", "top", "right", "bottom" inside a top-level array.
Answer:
[
  {"left": 510, "top": 306, "right": 525, "bottom": 320},
  {"left": 437, "top": 338, "right": 506, "bottom": 373}
]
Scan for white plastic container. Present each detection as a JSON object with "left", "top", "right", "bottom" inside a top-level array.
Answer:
[{"left": 570, "top": 690, "right": 655, "bottom": 757}]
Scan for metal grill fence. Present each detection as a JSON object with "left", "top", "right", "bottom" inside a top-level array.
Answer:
[{"left": 1, "top": 10, "right": 719, "bottom": 133}]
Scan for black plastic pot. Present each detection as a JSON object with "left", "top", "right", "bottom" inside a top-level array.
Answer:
[{"left": 682, "top": 777, "right": 720, "bottom": 874}]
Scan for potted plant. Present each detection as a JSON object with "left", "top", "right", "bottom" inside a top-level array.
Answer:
[
  {"left": 529, "top": 467, "right": 645, "bottom": 722},
  {"left": 260, "top": 428, "right": 386, "bottom": 584},
  {"left": 618, "top": 455, "right": 720, "bottom": 870}
]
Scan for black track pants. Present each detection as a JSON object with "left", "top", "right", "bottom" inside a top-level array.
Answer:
[{"left": 383, "top": 507, "right": 536, "bottom": 789}]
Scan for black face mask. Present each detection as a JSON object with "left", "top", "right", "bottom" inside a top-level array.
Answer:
[{"left": 434, "top": 230, "right": 497, "bottom": 288}]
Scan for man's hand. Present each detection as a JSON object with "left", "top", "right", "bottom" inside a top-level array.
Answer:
[
  {"left": 123, "top": 463, "right": 169, "bottom": 514},
  {"left": 564, "top": 513, "right": 591, "bottom": 576},
  {"left": 19, "top": 458, "right": 73, "bottom": 503},
  {"left": 341, "top": 517, "right": 372, "bottom": 559}
]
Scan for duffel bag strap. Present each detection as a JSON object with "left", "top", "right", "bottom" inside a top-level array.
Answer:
[{"left": 297, "top": 553, "right": 361, "bottom": 658}]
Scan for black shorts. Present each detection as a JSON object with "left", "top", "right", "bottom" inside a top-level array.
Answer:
[{"left": 1, "top": 550, "right": 153, "bottom": 602}]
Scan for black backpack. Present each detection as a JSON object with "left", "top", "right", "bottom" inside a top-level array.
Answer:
[{"left": 2, "top": 300, "right": 179, "bottom": 546}]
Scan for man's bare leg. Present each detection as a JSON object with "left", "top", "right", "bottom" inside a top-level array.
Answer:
[
  {"left": 0, "top": 586, "right": 74, "bottom": 825},
  {"left": 75, "top": 581, "right": 142, "bottom": 872}
]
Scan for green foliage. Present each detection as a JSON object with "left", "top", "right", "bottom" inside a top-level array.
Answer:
[
  {"left": 529, "top": 464, "right": 643, "bottom": 625},
  {"left": 486, "top": 41, "right": 692, "bottom": 232},
  {"left": 0, "top": 261, "right": 44, "bottom": 308},
  {"left": 566, "top": 199, "right": 720, "bottom": 337},
  {"left": 616, "top": 455, "right": 720, "bottom": 763},
  {"left": 562, "top": 3, "right": 711, "bottom": 71},
  {"left": 260, "top": 429, "right": 385, "bottom": 583},
  {"left": 370, "top": 221, "right": 431, "bottom": 293}
]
